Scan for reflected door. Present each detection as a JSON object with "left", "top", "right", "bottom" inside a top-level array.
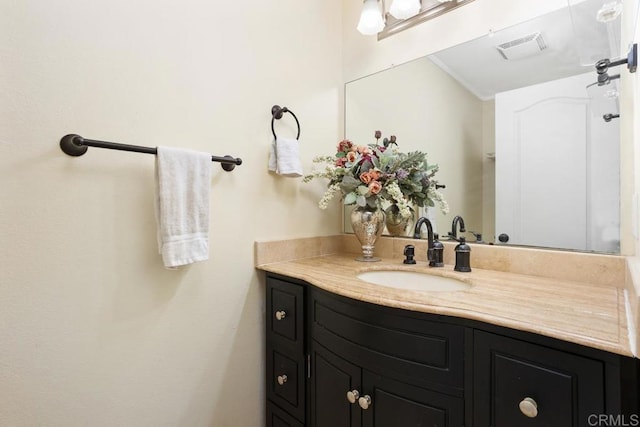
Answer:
[{"left": 495, "top": 72, "right": 619, "bottom": 252}]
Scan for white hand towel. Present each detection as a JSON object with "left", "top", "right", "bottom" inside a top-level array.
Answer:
[
  {"left": 268, "top": 137, "right": 302, "bottom": 177},
  {"left": 155, "top": 146, "right": 212, "bottom": 269}
]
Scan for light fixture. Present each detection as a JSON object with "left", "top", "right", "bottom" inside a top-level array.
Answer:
[
  {"left": 359, "top": 0, "right": 474, "bottom": 39},
  {"left": 596, "top": 1, "right": 622, "bottom": 23},
  {"left": 389, "top": 0, "right": 421, "bottom": 20},
  {"left": 357, "top": 0, "right": 385, "bottom": 35},
  {"left": 567, "top": 0, "right": 623, "bottom": 65}
]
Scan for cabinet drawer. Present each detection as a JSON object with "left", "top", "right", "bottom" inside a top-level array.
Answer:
[
  {"left": 267, "top": 401, "right": 304, "bottom": 427},
  {"left": 310, "top": 288, "right": 464, "bottom": 393},
  {"left": 266, "top": 347, "right": 305, "bottom": 422},
  {"left": 267, "top": 278, "right": 304, "bottom": 350},
  {"left": 474, "top": 330, "right": 605, "bottom": 427}
]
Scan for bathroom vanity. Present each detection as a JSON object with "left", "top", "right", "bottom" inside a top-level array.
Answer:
[{"left": 259, "top": 250, "right": 640, "bottom": 427}]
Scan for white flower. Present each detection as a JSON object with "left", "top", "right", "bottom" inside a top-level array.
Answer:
[
  {"left": 386, "top": 182, "right": 413, "bottom": 218},
  {"left": 428, "top": 187, "right": 450, "bottom": 215},
  {"left": 318, "top": 183, "right": 342, "bottom": 209}
]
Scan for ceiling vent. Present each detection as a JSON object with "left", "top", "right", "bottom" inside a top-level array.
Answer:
[{"left": 496, "top": 32, "right": 547, "bottom": 60}]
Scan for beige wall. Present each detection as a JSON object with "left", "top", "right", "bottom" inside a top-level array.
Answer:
[
  {"left": 345, "top": 56, "right": 483, "bottom": 236},
  {"left": 3, "top": 1, "right": 638, "bottom": 426},
  {"left": 482, "top": 100, "right": 496, "bottom": 242},
  {"left": 0, "top": 1, "right": 342, "bottom": 426}
]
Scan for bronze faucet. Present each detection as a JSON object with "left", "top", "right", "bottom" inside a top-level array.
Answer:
[
  {"left": 449, "top": 215, "right": 466, "bottom": 241},
  {"left": 413, "top": 217, "right": 443, "bottom": 267}
]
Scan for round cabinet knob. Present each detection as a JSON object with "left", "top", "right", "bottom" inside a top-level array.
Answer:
[
  {"left": 275, "top": 310, "right": 286, "bottom": 321},
  {"left": 358, "top": 395, "right": 372, "bottom": 410},
  {"left": 519, "top": 397, "right": 538, "bottom": 418},
  {"left": 277, "top": 374, "right": 288, "bottom": 386},
  {"left": 346, "top": 389, "right": 360, "bottom": 404}
]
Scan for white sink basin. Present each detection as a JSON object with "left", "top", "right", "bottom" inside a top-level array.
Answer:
[{"left": 357, "top": 270, "right": 471, "bottom": 292}]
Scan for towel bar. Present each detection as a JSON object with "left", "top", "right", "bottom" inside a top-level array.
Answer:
[{"left": 60, "top": 134, "right": 242, "bottom": 171}]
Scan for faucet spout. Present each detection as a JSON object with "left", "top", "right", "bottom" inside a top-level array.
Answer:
[
  {"left": 413, "top": 217, "right": 434, "bottom": 241},
  {"left": 449, "top": 215, "right": 466, "bottom": 240},
  {"left": 413, "top": 217, "right": 442, "bottom": 267}
]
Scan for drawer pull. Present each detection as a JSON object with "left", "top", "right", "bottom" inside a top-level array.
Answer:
[
  {"left": 277, "top": 374, "right": 288, "bottom": 385},
  {"left": 346, "top": 389, "right": 360, "bottom": 404},
  {"left": 358, "top": 395, "right": 372, "bottom": 410},
  {"left": 519, "top": 397, "right": 538, "bottom": 418},
  {"left": 275, "top": 310, "right": 287, "bottom": 321}
]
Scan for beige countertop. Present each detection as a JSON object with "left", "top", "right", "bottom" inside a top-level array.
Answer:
[{"left": 256, "top": 247, "right": 634, "bottom": 357}]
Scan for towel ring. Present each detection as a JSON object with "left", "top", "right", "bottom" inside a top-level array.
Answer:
[{"left": 271, "top": 105, "right": 300, "bottom": 140}]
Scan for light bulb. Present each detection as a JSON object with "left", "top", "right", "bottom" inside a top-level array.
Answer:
[
  {"left": 389, "top": 0, "right": 421, "bottom": 20},
  {"left": 357, "top": 0, "right": 385, "bottom": 35},
  {"left": 596, "top": 1, "right": 622, "bottom": 23}
]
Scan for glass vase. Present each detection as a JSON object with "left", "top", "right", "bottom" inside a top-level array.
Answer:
[
  {"left": 384, "top": 204, "right": 415, "bottom": 237},
  {"left": 350, "top": 205, "right": 385, "bottom": 262}
]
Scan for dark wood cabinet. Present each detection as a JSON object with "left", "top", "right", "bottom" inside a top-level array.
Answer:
[
  {"left": 473, "top": 330, "right": 605, "bottom": 427},
  {"left": 309, "top": 284, "right": 466, "bottom": 426},
  {"left": 265, "top": 273, "right": 639, "bottom": 427},
  {"left": 309, "top": 339, "right": 464, "bottom": 427},
  {"left": 268, "top": 401, "right": 304, "bottom": 427},
  {"left": 309, "top": 340, "right": 361, "bottom": 427},
  {"left": 360, "top": 369, "right": 465, "bottom": 427},
  {"left": 266, "top": 277, "right": 306, "bottom": 423}
]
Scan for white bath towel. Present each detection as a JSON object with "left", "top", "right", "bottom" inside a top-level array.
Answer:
[
  {"left": 155, "top": 146, "right": 212, "bottom": 269},
  {"left": 268, "top": 137, "right": 302, "bottom": 177}
]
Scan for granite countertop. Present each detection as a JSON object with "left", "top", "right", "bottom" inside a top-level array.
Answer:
[{"left": 257, "top": 252, "right": 633, "bottom": 357}]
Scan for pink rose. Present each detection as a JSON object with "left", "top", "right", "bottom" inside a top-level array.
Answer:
[
  {"left": 359, "top": 171, "right": 372, "bottom": 184},
  {"left": 357, "top": 146, "right": 371, "bottom": 156},
  {"left": 368, "top": 180, "right": 382, "bottom": 195},
  {"left": 369, "top": 169, "right": 381, "bottom": 180},
  {"left": 335, "top": 157, "right": 347, "bottom": 167},
  {"left": 346, "top": 151, "right": 357, "bottom": 163},
  {"left": 337, "top": 140, "right": 352, "bottom": 152}
]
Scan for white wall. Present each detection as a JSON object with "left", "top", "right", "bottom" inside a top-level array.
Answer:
[
  {"left": 620, "top": 0, "right": 639, "bottom": 255},
  {"left": 0, "top": 1, "right": 342, "bottom": 426}
]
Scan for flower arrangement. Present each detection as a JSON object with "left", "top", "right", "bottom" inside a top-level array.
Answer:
[{"left": 303, "top": 131, "right": 449, "bottom": 218}]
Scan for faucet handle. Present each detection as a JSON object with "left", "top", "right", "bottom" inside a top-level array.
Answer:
[
  {"left": 447, "top": 232, "right": 460, "bottom": 242},
  {"left": 403, "top": 245, "right": 416, "bottom": 264},
  {"left": 469, "top": 231, "right": 483, "bottom": 242}
]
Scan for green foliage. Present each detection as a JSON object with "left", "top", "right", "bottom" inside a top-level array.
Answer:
[{"left": 303, "top": 132, "right": 448, "bottom": 214}]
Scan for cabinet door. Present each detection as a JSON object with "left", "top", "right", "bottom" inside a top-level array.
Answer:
[
  {"left": 267, "top": 401, "right": 304, "bottom": 427},
  {"left": 474, "top": 331, "right": 604, "bottom": 427},
  {"left": 310, "top": 340, "right": 362, "bottom": 427},
  {"left": 361, "top": 370, "right": 465, "bottom": 427}
]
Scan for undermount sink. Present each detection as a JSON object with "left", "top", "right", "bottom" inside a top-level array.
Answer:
[{"left": 357, "top": 270, "right": 472, "bottom": 292}]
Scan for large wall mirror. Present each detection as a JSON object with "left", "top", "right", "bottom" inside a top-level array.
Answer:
[{"left": 344, "top": 0, "right": 630, "bottom": 254}]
